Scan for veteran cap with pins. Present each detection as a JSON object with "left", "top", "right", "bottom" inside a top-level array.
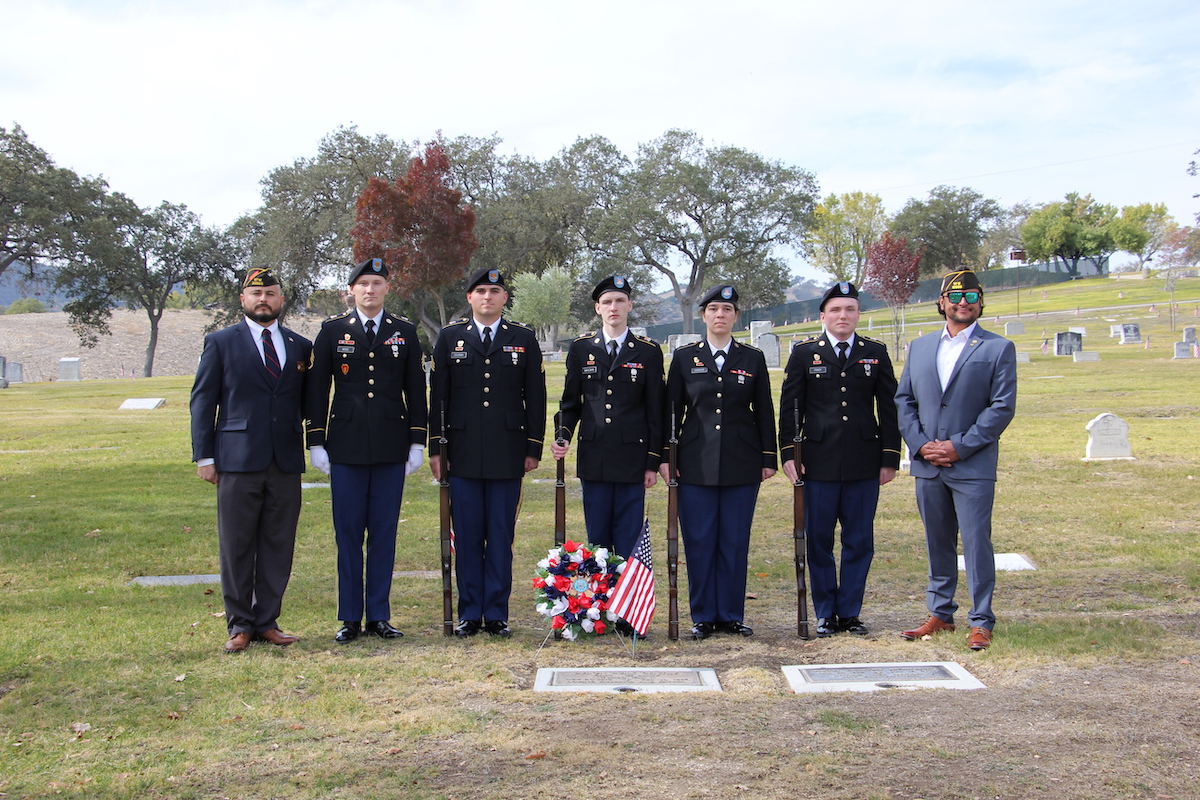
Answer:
[
  {"left": 592, "top": 274, "right": 632, "bottom": 302},
  {"left": 242, "top": 267, "right": 280, "bottom": 289},
  {"left": 698, "top": 284, "right": 739, "bottom": 308},
  {"left": 941, "top": 269, "right": 983, "bottom": 294},
  {"left": 348, "top": 257, "right": 388, "bottom": 284},
  {"left": 819, "top": 281, "right": 859, "bottom": 311}
]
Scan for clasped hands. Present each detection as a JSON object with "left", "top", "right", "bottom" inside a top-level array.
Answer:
[{"left": 917, "top": 439, "right": 960, "bottom": 467}]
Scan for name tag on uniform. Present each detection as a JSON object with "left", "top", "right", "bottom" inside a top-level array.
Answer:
[
  {"left": 337, "top": 345, "right": 355, "bottom": 354},
  {"left": 691, "top": 367, "right": 709, "bottom": 374},
  {"left": 809, "top": 366, "right": 827, "bottom": 374},
  {"left": 582, "top": 365, "right": 598, "bottom": 374},
  {"left": 450, "top": 351, "right": 468, "bottom": 360}
]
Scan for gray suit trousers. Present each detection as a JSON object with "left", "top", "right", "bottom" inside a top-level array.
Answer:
[{"left": 914, "top": 470, "right": 996, "bottom": 629}]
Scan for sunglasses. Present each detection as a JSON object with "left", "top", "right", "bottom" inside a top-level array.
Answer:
[{"left": 944, "top": 291, "right": 981, "bottom": 304}]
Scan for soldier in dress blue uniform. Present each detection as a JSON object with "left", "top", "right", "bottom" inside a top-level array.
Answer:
[
  {"left": 551, "top": 276, "right": 665, "bottom": 636},
  {"left": 428, "top": 268, "right": 546, "bottom": 638},
  {"left": 779, "top": 281, "right": 900, "bottom": 637},
  {"left": 306, "top": 258, "right": 429, "bottom": 643},
  {"left": 661, "top": 285, "right": 777, "bottom": 640}
]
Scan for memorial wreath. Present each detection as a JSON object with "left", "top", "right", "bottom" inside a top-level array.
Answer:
[{"left": 533, "top": 540, "right": 625, "bottom": 640}]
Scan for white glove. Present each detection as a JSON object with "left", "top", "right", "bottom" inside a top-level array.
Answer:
[
  {"left": 404, "top": 444, "right": 425, "bottom": 476},
  {"left": 309, "top": 445, "right": 331, "bottom": 475}
]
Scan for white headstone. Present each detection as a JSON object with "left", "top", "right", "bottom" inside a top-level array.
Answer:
[
  {"left": 758, "top": 333, "right": 780, "bottom": 367},
  {"left": 1119, "top": 323, "right": 1141, "bottom": 344},
  {"left": 1083, "top": 412, "right": 1135, "bottom": 461},
  {"left": 1174, "top": 342, "right": 1194, "bottom": 359},
  {"left": 1110, "top": 324, "right": 1123, "bottom": 338},
  {"left": 670, "top": 333, "right": 702, "bottom": 352},
  {"left": 119, "top": 398, "right": 166, "bottom": 410},
  {"left": 1069, "top": 326, "right": 1087, "bottom": 335},
  {"left": 1015, "top": 352, "right": 1031, "bottom": 363},
  {"left": 1004, "top": 321, "right": 1025, "bottom": 336},
  {"left": 630, "top": 326, "right": 648, "bottom": 339},
  {"left": 58, "top": 357, "right": 82, "bottom": 381},
  {"left": 749, "top": 321, "right": 772, "bottom": 342},
  {"left": 5, "top": 362, "right": 23, "bottom": 383},
  {"left": 1183, "top": 326, "right": 1197, "bottom": 344},
  {"left": 0, "top": 355, "right": 6, "bottom": 389},
  {"left": 1073, "top": 351, "right": 1100, "bottom": 362}
]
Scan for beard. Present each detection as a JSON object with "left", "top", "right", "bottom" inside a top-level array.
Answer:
[{"left": 244, "top": 304, "right": 281, "bottom": 324}]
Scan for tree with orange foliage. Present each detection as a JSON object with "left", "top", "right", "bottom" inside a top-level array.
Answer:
[{"left": 352, "top": 138, "right": 477, "bottom": 340}]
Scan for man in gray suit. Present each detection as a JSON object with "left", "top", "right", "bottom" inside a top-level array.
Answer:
[{"left": 895, "top": 269, "right": 1016, "bottom": 650}]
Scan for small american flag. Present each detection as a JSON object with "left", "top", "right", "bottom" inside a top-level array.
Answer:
[{"left": 609, "top": 519, "right": 655, "bottom": 635}]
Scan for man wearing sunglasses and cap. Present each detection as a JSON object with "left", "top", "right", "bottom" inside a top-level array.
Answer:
[
  {"left": 429, "top": 267, "right": 546, "bottom": 639},
  {"left": 895, "top": 269, "right": 1016, "bottom": 651}
]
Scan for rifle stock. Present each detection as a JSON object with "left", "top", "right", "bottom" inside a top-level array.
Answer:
[
  {"left": 667, "top": 403, "right": 680, "bottom": 641},
  {"left": 793, "top": 399, "right": 811, "bottom": 639},
  {"left": 438, "top": 401, "right": 454, "bottom": 637}
]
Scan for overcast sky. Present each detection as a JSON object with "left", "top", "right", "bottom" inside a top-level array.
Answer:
[{"left": 5, "top": 0, "right": 1199, "bottom": 279}]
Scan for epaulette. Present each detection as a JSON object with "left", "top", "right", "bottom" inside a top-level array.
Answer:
[
  {"left": 444, "top": 318, "right": 470, "bottom": 329},
  {"left": 858, "top": 334, "right": 886, "bottom": 346},
  {"left": 504, "top": 319, "right": 533, "bottom": 330},
  {"left": 322, "top": 309, "right": 354, "bottom": 324},
  {"left": 734, "top": 340, "right": 762, "bottom": 352},
  {"left": 679, "top": 340, "right": 703, "bottom": 349},
  {"left": 633, "top": 333, "right": 660, "bottom": 346},
  {"left": 575, "top": 331, "right": 597, "bottom": 341},
  {"left": 386, "top": 312, "right": 412, "bottom": 324}
]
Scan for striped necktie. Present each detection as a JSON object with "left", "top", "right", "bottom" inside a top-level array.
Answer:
[{"left": 261, "top": 328, "right": 281, "bottom": 380}]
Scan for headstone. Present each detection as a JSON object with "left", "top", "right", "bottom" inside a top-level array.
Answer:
[
  {"left": 0, "top": 355, "right": 6, "bottom": 389},
  {"left": 781, "top": 662, "right": 986, "bottom": 694},
  {"left": 1110, "top": 325, "right": 1122, "bottom": 338},
  {"left": 534, "top": 668, "right": 722, "bottom": 694},
  {"left": 900, "top": 443, "right": 911, "bottom": 472},
  {"left": 630, "top": 326, "right": 648, "bottom": 339},
  {"left": 1073, "top": 351, "right": 1100, "bottom": 362},
  {"left": 758, "top": 333, "right": 780, "bottom": 367},
  {"left": 749, "top": 320, "right": 772, "bottom": 342},
  {"left": 1119, "top": 323, "right": 1141, "bottom": 344},
  {"left": 669, "top": 333, "right": 702, "bottom": 352},
  {"left": 5, "top": 362, "right": 23, "bottom": 383},
  {"left": 1174, "top": 342, "right": 1193, "bottom": 359},
  {"left": 1004, "top": 321, "right": 1025, "bottom": 336},
  {"left": 119, "top": 398, "right": 166, "bottom": 410},
  {"left": 58, "top": 357, "right": 82, "bottom": 381},
  {"left": 1055, "top": 332, "right": 1082, "bottom": 356},
  {"left": 538, "top": 340, "right": 554, "bottom": 354},
  {"left": 1183, "top": 326, "right": 1197, "bottom": 344},
  {"left": 1015, "top": 352, "right": 1030, "bottom": 363},
  {"left": 957, "top": 553, "right": 1036, "bottom": 571},
  {"left": 1069, "top": 326, "right": 1087, "bottom": 335},
  {"left": 130, "top": 574, "right": 220, "bottom": 587},
  {"left": 1083, "top": 412, "right": 1135, "bottom": 461}
]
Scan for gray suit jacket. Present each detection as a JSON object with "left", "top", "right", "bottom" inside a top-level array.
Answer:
[{"left": 895, "top": 324, "right": 1017, "bottom": 480}]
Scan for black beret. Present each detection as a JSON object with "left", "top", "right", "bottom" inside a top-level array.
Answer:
[
  {"left": 348, "top": 257, "right": 388, "bottom": 284},
  {"left": 698, "top": 284, "right": 738, "bottom": 308},
  {"left": 819, "top": 281, "right": 859, "bottom": 311},
  {"left": 592, "top": 275, "right": 632, "bottom": 302},
  {"left": 467, "top": 267, "right": 506, "bottom": 292},
  {"left": 242, "top": 268, "right": 280, "bottom": 289},
  {"left": 941, "top": 269, "right": 983, "bottom": 293}
]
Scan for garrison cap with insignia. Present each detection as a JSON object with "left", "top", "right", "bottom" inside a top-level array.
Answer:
[
  {"left": 348, "top": 257, "right": 388, "bottom": 284},
  {"left": 698, "top": 284, "right": 739, "bottom": 308},
  {"left": 592, "top": 274, "right": 632, "bottom": 302},
  {"left": 467, "top": 267, "right": 506, "bottom": 292},
  {"left": 941, "top": 269, "right": 983, "bottom": 294},
  {"left": 242, "top": 267, "right": 280, "bottom": 289},
  {"left": 819, "top": 281, "right": 859, "bottom": 311}
]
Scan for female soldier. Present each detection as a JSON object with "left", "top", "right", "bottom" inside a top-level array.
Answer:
[{"left": 661, "top": 285, "right": 777, "bottom": 639}]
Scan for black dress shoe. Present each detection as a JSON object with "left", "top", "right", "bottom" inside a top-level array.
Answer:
[
  {"left": 454, "top": 619, "right": 481, "bottom": 638},
  {"left": 839, "top": 616, "right": 868, "bottom": 635},
  {"left": 719, "top": 620, "right": 754, "bottom": 637},
  {"left": 816, "top": 617, "right": 840, "bottom": 637},
  {"left": 335, "top": 621, "right": 361, "bottom": 643},
  {"left": 365, "top": 620, "right": 404, "bottom": 639},
  {"left": 691, "top": 622, "right": 715, "bottom": 640},
  {"left": 483, "top": 620, "right": 512, "bottom": 638},
  {"left": 615, "top": 619, "right": 647, "bottom": 640}
]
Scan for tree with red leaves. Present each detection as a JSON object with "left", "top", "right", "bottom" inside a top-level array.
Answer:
[
  {"left": 863, "top": 232, "right": 922, "bottom": 355},
  {"left": 352, "top": 138, "right": 478, "bottom": 340}
]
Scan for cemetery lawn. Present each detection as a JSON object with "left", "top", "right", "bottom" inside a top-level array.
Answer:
[{"left": 0, "top": 277, "right": 1198, "bottom": 800}]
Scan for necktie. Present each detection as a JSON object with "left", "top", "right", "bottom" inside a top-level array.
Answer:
[
  {"left": 365, "top": 318, "right": 376, "bottom": 347},
  {"left": 261, "top": 328, "right": 281, "bottom": 380},
  {"left": 837, "top": 341, "right": 849, "bottom": 366},
  {"left": 714, "top": 350, "right": 725, "bottom": 372},
  {"left": 482, "top": 326, "right": 492, "bottom": 351},
  {"left": 608, "top": 339, "right": 618, "bottom": 360}
]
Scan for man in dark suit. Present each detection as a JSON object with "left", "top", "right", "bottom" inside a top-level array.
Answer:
[
  {"left": 428, "top": 268, "right": 546, "bottom": 638},
  {"left": 552, "top": 275, "right": 664, "bottom": 637},
  {"left": 895, "top": 269, "right": 1017, "bottom": 651},
  {"left": 306, "top": 258, "right": 428, "bottom": 643},
  {"left": 190, "top": 268, "right": 313, "bottom": 653},
  {"left": 661, "top": 285, "right": 777, "bottom": 639},
  {"left": 780, "top": 281, "right": 901, "bottom": 637}
]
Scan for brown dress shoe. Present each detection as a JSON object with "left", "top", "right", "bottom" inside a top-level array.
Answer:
[
  {"left": 968, "top": 627, "right": 992, "bottom": 650},
  {"left": 899, "top": 616, "right": 956, "bottom": 640},
  {"left": 224, "top": 632, "right": 251, "bottom": 653},
  {"left": 256, "top": 629, "right": 300, "bottom": 647}
]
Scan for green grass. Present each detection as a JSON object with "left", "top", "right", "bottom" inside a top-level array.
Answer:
[{"left": 0, "top": 274, "right": 1198, "bottom": 798}]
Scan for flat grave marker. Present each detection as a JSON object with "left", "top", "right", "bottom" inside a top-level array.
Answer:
[
  {"left": 782, "top": 662, "right": 985, "bottom": 694},
  {"left": 534, "top": 667, "right": 722, "bottom": 694}
]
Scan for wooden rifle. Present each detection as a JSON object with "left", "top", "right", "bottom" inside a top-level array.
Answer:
[
  {"left": 667, "top": 402, "right": 680, "bottom": 641},
  {"left": 554, "top": 412, "right": 566, "bottom": 548},
  {"left": 438, "top": 401, "right": 454, "bottom": 637},
  {"left": 793, "top": 399, "right": 811, "bottom": 639}
]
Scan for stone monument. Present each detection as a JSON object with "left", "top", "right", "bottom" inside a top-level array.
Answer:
[
  {"left": 1055, "top": 331, "right": 1082, "bottom": 356},
  {"left": 1174, "top": 342, "right": 1194, "bottom": 359},
  {"left": 1183, "top": 326, "right": 1197, "bottom": 345},
  {"left": 58, "top": 357, "right": 82, "bottom": 382},
  {"left": 1119, "top": 323, "right": 1141, "bottom": 344},
  {"left": 758, "top": 333, "right": 780, "bottom": 367},
  {"left": 1004, "top": 321, "right": 1025, "bottom": 336},
  {"left": 1083, "top": 413, "right": 1135, "bottom": 461}
]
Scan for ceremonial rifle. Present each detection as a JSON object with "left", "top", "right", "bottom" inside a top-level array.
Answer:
[
  {"left": 793, "top": 399, "right": 811, "bottom": 639},
  {"left": 438, "top": 401, "right": 454, "bottom": 637},
  {"left": 554, "top": 412, "right": 566, "bottom": 548},
  {"left": 666, "top": 403, "right": 680, "bottom": 641}
]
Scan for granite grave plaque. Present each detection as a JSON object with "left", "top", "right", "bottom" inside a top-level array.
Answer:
[
  {"left": 1175, "top": 342, "right": 1194, "bottom": 359},
  {"left": 534, "top": 667, "right": 722, "bottom": 693},
  {"left": 782, "top": 661, "right": 986, "bottom": 694},
  {"left": 1073, "top": 351, "right": 1100, "bottom": 362},
  {"left": 58, "top": 357, "right": 81, "bottom": 381},
  {"left": 1015, "top": 352, "right": 1030, "bottom": 363},
  {"left": 130, "top": 574, "right": 221, "bottom": 587},
  {"left": 4, "top": 361, "right": 21, "bottom": 383},
  {"left": 957, "top": 553, "right": 1036, "bottom": 571},
  {"left": 1119, "top": 323, "right": 1141, "bottom": 344},
  {"left": 119, "top": 398, "right": 166, "bottom": 410},
  {"left": 1055, "top": 332, "right": 1082, "bottom": 356}
]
